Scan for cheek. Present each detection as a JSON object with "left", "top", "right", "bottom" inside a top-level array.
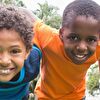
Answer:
[
  {"left": 63, "top": 41, "right": 75, "bottom": 50},
  {"left": 88, "top": 44, "right": 97, "bottom": 54},
  {"left": 63, "top": 44, "right": 73, "bottom": 54},
  {"left": 18, "top": 59, "right": 25, "bottom": 67},
  {"left": 90, "top": 46, "right": 96, "bottom": 52},
  {"left": 13, "top": 56, "right": 26, "bottom": 70}
]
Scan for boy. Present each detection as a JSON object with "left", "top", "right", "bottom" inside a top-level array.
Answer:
[
  {"left": 33, "top": 0, "right": 100, "bottom": 100},
  {"left": 0, "top": 5, "right": 41, "bottom": 100}
]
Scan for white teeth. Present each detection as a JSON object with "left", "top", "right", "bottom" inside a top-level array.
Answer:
[
  {"left": 1, "top": 69, "right": 10, "bottom": 74},
  {"left": 76, "top": 55, "right": 84, "bottom": 58}
]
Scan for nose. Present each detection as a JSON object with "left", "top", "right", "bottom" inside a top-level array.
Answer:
[
  {"left": 76, "top": 41, "right": 87, "bottom": 53},
  {"left": 0, "top": 53, "right": 11, "bottom": 67}
]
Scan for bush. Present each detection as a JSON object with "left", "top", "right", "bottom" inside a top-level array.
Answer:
[{"left": 86, "top": 62, "right": 100, "bottom": 96}]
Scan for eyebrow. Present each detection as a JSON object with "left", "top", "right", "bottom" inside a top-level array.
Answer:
[
  {"left": 10, "top": 45, "right": 21, "bottom": 48},
  {"left": 69, "top": 32, "right": 79, "bottom": 36}
]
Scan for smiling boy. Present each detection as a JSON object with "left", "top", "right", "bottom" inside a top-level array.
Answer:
[{"left": 32, "top": 0, "right": 100, "bottom": 100}]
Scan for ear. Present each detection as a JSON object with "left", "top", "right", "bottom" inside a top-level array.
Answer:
[
  {"left": 24, "top": 50, "right": 30, "bottom": 60},
  {"left": 59, "top": 28, "right": 64, "bottom": 41}
]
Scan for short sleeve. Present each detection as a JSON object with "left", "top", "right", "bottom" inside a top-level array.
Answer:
[
  {"left": 33, "top": 21, "right": 58, "bottom": 49},
  {"left": 96, "top": 41, "right": 100, "bottom": 60}
]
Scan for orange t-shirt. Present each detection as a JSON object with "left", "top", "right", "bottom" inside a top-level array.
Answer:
[{"left": 33, "top": 21, "right": 99, "bottom": 100}]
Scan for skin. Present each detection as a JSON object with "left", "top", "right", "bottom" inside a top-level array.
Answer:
[
  {"left": 0, "top": 29, "right": 29, "bottom": 82},
  {"left": 59, "top": 16, "right": 99, "bottom": 64}
]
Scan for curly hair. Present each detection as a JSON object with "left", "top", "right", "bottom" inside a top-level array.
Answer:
[
  {"left": 62, "top": 0, "right": 100, "bottom": 27},
  {"left": 0, "top": 4, "right": 33, "bottom": 51}
]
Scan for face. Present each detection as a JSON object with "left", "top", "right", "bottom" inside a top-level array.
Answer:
[
  {"left": 60, "top": 16, "right": 99, "bottom": 64},
  {"left": 0, "top": 29, "right": 29, "bottom": 82}
]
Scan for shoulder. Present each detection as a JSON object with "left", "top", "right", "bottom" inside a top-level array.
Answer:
[
  {"left": 23, "top": 46, "right": 41, "bottom": 81},
  {"left": 34, "top": 20, "right": 59, "bottom": 36}
]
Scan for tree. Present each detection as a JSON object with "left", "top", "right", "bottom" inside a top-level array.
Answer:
[
  {"left": 0, "top": 0, "right": 25, "bottom": 7},
  {"left": 33, "top": 1, "right": 61, "bottom": 29}
]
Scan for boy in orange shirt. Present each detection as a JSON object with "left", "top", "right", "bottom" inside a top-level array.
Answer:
[{"left": 32, "top": 0, "right": 100, "bottom": 100}]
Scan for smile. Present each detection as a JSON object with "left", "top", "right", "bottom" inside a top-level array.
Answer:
[
  {"left": 69, "top": 53, "right": 89, "bottom": 64},
  {"left": 1, "top": 69, "right": 10, "bottom": 74},
  {"left": 75, "top": 54, "right": 86, "bottom": 58},
  {"left": 0, "top": 68, "right": 15, "bottom": 75},
  {"left": 73, "top": 53, "right": 89, "bottom": 62}
]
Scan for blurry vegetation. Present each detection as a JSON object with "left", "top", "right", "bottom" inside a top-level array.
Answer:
[
  {"left": 0, "top": 0, "right": 25, "bottom": 7},
  {"left": 87, "top": 62, "right": 100, "bottom": 96},
  {"left": 33, "top": 1, "right": 61, "bottom": 29}
]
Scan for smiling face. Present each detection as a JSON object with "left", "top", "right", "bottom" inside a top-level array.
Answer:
[
  {"left": 0, "top": 29, "right": 29, "bottom": 82},
  {"left": 60, "top": 16, "right": 99, "bottom": 64}
]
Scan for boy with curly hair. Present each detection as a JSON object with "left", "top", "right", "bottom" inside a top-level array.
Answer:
[{"left": 0, "top": 5, "right": 41, "bottom": 100}]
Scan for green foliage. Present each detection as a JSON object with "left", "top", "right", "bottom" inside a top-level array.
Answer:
[
  {"left": 87, "top": 63, "right": 100, "bottom": 96},
  {"left": 0, "top": 0, "right": 25, "bottom": 7},
  {"left": 33, "top": 1, "right": 61, "bottom": 29},
  {"left": 46, "top": 15, "right": 61, "bottom": 29}
]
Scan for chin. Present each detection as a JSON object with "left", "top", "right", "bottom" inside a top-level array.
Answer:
[
  {"left": 0, "top": 79, "right": 10, "bottom": 82},
  {"left": 72, "top": 60, "right": 85, "bottom": 65},
  {"left": 0, "top": 76, "right": 14, "bottom": 82}
]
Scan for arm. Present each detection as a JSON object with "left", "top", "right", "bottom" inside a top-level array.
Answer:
[
  {"left": 24, "top": 45, "right": 42, "bottom": 79},
  {"left": 96, "top": 40, "right": 100, "bottom": 71},
  {"left": 98, "top": 57, "right": 100, "bottom": 72}
]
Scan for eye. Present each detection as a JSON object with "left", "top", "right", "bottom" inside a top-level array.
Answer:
[
  {"left": 87, "top": 37, "right": 97, "bottom": 43},
  {"left": 10, "top": 49, "right": 21, "bottom": 55},
  {"left": 67, "top": 33, "right": 80, "bottom": 41}
]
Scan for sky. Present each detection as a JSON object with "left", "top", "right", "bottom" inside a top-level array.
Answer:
[{"left": 22, "top": 0, "right": 100, "bottom": 15}]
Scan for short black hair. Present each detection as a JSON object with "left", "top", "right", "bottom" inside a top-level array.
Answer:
[
  {"left": 0, "top": 4, "right": 33, "bottom": 51},
  {"left": 62, "top": 0, "right": 100, "bottom": 27}
]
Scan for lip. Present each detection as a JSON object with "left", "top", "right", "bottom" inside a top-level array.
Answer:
[
  {"left": 0, "top": 68, "right": 15, "bottom": 75},
  {"left": 73, "top": 53, "right": 88, "bottom": 62},
  {"left": 75, "top": 54, "right": 88, "bottom": 59},
  {"left": 70, "top": 51, "right": 88, "bottom": 61}
]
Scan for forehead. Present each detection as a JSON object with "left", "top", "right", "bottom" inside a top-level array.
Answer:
[
  {"left": 0, "top": 29, "right": 21, "bottom": 41},
  {"left": 0, "top": 29, "right": 24, "bottom": 48},
  {"left": 71, "top": 16, "right": 99, "bottom": 34}
]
